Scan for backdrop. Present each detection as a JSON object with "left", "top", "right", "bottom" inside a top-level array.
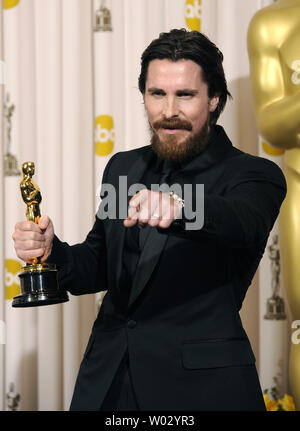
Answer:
[{"left": 0, "top": 0, "right": 292, "bottom": 411}]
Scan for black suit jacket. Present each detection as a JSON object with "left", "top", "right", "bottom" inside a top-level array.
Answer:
[{"left": 48, "top": 126, "right": 286, "bottom": 410}]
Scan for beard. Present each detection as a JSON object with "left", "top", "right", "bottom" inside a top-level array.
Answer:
[{"left": 149, "top": 116, "right": 210, "bottom": 163}]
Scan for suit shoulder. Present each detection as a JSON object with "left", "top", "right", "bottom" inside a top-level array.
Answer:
[
  {"left": 227, "top": 151, "right": 286, "bottom": 187},
  {"left": 103, "top": 145, "right": 151, "bottom": 177},
  {"left": 241, "top": 152, "right": 284, "bottom": 174},
  {"left": 117, "top": 145, "right": 151, "bottom": 157},
  {"left": 110, "top": 145, "right": 151, "bottom": 163}
]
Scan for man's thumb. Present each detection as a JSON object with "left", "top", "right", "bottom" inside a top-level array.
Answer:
[{"left": 39, "top": 215, "right": 50, "bottom": 230}]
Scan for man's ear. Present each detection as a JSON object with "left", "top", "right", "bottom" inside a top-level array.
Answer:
[{"left": 209, "top": 95, "right": 219, "bottom": 113}]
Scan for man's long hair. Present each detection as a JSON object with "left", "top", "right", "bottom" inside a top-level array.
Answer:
[{"left": 138, "top": 29, "right": 231, "bottom": 126}]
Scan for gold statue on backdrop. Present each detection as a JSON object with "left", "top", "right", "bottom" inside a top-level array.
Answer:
[
  {"left": 264, "top": 235, "right": 286, "bottom": 320},
  {"left": 3, "top": 93, "right": 20, "bottom": 176},
  {"left": 248, "top": 0, "right": 300, "bottom": 408},
  {"left": 94, "top": 0, "right": 112, "bottom": 32}
]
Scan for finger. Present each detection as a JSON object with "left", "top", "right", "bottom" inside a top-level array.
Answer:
[
  {"left": 129, "top": 189, "right": 148, "bottom": 208},
  {"left": 148, "top": 217, "right": 160, "bottom": 227},
  {"left": 161, "top": 195, "right": 175, "bottom": 220},
  {"left": 138, "top": 196, "right": 161, "bottom": 225},
  {"left": 15, "top": 221, "right": 42, "bottom": 233},
  {"left": 12, "top": 230, "right": 45, "bottom": 243},
  {"left": 123, "top": 217, "right": 137, "bottom": 228},
  {"left": 39, "top": 255, "right": 49, "bottom": 264},
  {"left": 17, "top": 248, "right": 46, "bottom": 262},
  {"left": 38, "top": 215, "right": 50, "bottom": 231},
  {"left": 158, "top": 218, "right": 173, "bottom": 229},
  {"left": 139, "top": 194, "right": 154, "bottom": 221},
  {"left": 161, "top": 205, "right": 174, "bottom": 220},
  {"left": 128, "top": 204, "right": 140, "bottom": 219},
  {"left": 137, "top": 205, "right": 151, "bottom": 224},
  {"left": 148, "top": 202, "right": 162, "bottom": 225},
  {"left": 128, "top": 206, "right": 135, "bottom": 219},
  {"left": 14, "top": 239, "right": 45, "bottom": 251}
]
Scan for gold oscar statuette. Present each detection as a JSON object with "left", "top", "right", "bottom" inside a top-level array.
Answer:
[
  {"left": 12, "top": 162, "right": 69, "bottom": 307},
  {"left": 248, "top": 0, "right": 300, "bottom": 408}
]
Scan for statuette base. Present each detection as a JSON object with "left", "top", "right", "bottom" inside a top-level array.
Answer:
[{"left": 12, "top": 263, "right": 69, "bottom": 307}]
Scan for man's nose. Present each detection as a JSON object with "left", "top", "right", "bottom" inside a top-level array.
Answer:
[{"left": 162, "top": 96, "right": 179, "bottom": 118}]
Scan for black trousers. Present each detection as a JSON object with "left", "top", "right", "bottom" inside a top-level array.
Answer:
[{"left": 100, "top": 351, "right": 140, "bottom": 411}]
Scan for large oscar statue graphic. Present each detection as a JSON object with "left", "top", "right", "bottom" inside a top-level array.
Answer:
[
  {"left": 12, "top": 162, "right": 69, "bottom": 307},
  {"left": 248, "top": 0, "right": 300, "bottom": 408}
]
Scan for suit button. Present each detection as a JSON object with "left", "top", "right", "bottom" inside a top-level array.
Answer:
[{"left": 127, "top": 320, "right": 137, "bottom": 328}]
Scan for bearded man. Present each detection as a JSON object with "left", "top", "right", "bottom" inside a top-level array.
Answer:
[{"left": 13, "top": 29, "right": 286, "bottom": 411}]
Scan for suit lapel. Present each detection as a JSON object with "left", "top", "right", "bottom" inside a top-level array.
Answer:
[
  {"left": 128, "top": 228, "right": 168, "bottom": 308},
  {"left": 123, "top": 150, "right": 169, "bottom": 308}
]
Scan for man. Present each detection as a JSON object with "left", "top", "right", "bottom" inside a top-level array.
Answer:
[{"left": 13, "top": 29, "right": 286, "bottom": 411}]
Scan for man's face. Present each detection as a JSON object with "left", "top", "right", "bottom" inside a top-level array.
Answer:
[{"left": 144, "top": 59, "right": 219, "bottom": 161}]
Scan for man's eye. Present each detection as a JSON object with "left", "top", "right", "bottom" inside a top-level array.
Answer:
[
  {"left": 151, "top": 91, "right": 164, "bottom": 96},
  {"left": 178, "top": 92, "right": 194, "bottom": 98}
]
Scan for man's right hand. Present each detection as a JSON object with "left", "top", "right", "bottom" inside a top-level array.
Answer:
[{"left": 12, "top": 215, "right": 54, "bottom": 264}]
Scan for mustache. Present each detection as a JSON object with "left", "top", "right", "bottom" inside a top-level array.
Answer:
[{"left": 152, "top": 118, "right": 193, "bottom": 131}]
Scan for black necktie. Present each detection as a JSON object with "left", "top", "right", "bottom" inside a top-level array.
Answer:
[{"left": 138, "top": 162, "right": 173, "bottom": 249}]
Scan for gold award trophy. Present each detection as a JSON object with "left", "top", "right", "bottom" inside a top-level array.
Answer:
[
  {"left": 12, "top": 162, "right": 69, "bottom": 307},
  {"left": 248, "top": 0, "right": 300, "bottom": 407}
]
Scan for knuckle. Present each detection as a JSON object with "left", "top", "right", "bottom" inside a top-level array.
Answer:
[
  {"left": 15, "top": 221, "right": 24, "bottom": 231},
  {"left": 28, "top": 249, "right": 42, "bottom": 259},
  {"left": 148, "top": 219, "right": 157, "bottom": 227},
  {"left": 30, "top": 240, "right": 40, "bottom": 250},
  {"left": 159, "top": 219, "right": 170, "bottom": 229},
  {"left": 30, "top": 231, "right": 39, "bottom": 240},
  {"left": 17, "top": 249, "right": 26, "bottom": 259},
  {"left": 36, "top": 249, "right": 45, "bottom": 257},
  {"left": 25, "top": 221, "right": 32, "bottom": 230}
]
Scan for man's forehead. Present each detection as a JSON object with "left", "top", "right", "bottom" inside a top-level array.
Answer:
[{"left": 146, "top": 58, "right": 204, "bottom": 87}]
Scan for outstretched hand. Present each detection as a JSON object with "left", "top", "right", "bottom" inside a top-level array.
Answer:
[{"left": 123, "top": 189, "right": 182, "bottom": 229}]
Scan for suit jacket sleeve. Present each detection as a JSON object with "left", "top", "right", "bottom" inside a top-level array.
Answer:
[
  {"left": 46, "top": 155, "right": 117, "bottom": 296},
  {"left": 168, "top": 156, "right": 287, "bottom": 248}
]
